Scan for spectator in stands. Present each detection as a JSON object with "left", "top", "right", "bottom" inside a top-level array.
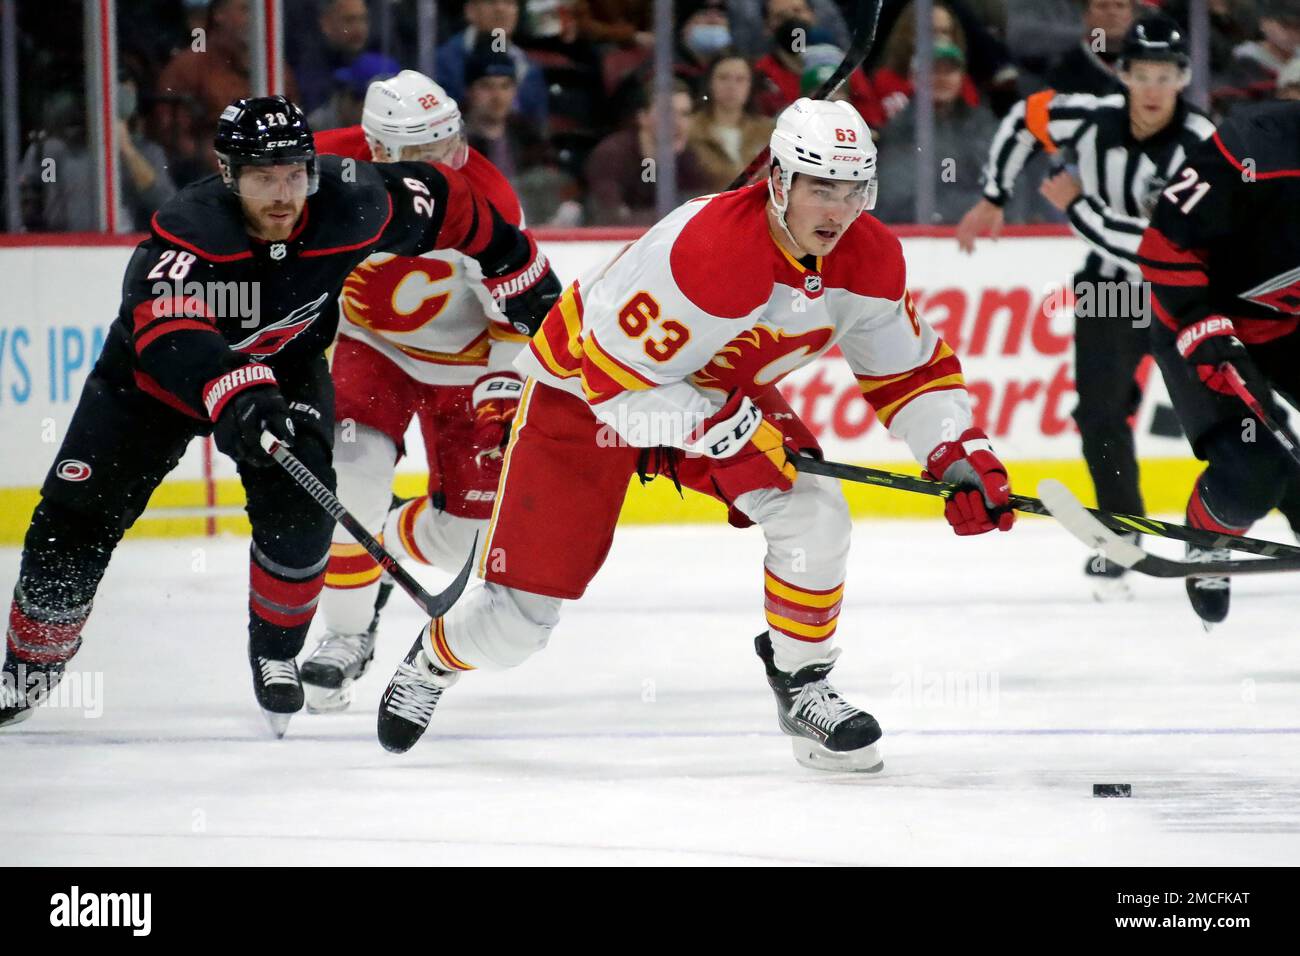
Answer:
[
  {"left": 728, "top": 0, "right": 850, "bottom": 58},
  {"left": 1164, "top": 0, "right": 1261, "bottom": 90},
  {"left": 573, "top": 0, "right": 655, "bottom": 47},
  {"left": 1279, "top": 56, "right": 1300, "bottom": 98},
  {"left": 585, "top": 77, "right": 711, "bottom": 224},
  {"left": 874, "top": 2, "right": 983, "bottom": 122},
  {"left": 436, "top": 0, "right": 550, "bottom": 130},
  {"left": 464, "top": 40, "right": 583, "bottom": 225},
  {"left": 752, "top": 0, "right": 886, "bottom": 128},
  {"left": 1003, "top": 0, "right": 1093, "bottom": 77},
  {"left": 153, "top": 0, "right": 299, "bottom": 186},
  {"left": 873, "top": 42, "right": 998, "bottom": 224},
  {"left": 1222, "top": 0, "right": 1300, "bottom": 103},
  {"left": 308, "top": 52, "right": 400, "bottom": 132},
  {"left": 21, "top": 79, "right": 176, "bottom": 232},
  {"left": 289, "top": 0, "right": 372, "bottom": 114},
  {"left": 463, "top": 41, "right": 549, "bottom": 182},
  {"left": 676, "top": 0, "right": 736, "bottom": 90},
  {"left": 687, "top": 51, "right": 774, "bottom": 191},
  {"left": 1041, "top": 0, "right": 1135, "bottom": 95}
]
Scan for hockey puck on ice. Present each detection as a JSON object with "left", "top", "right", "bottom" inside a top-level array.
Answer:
[{"left": 1093, "top": 783, "right": 1132, "bottom": 798}]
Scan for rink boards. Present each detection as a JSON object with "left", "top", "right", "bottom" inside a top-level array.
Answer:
[{"left": 0, "top": 230, "right": 1203, "bottom": 542}]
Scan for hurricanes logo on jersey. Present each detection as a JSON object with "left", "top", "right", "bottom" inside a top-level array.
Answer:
[
  {"left": 1241, "top": 264, "right": 1300, "bottom": 315},
  {"left": 230, "top": 291, "right": 329, "bottom": 358}
]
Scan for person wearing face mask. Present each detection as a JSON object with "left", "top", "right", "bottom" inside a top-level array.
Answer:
[
  {"left": 752, "top": 0, "right": 886, "bottom": 129},
  {"left": 677, "top": 0, "right": 736, "bottom": 88}
]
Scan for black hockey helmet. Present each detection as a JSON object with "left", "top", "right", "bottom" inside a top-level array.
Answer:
[
  {"left": 1118, "top": 14, "right": 1191, "bottom": 71},
  {"left": 214, "top": 95, "right": 320, "bottom": 196}
]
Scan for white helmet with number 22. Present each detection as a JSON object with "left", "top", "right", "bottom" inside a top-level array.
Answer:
[{"left": 362, "top": 70, "right": 467, "bottom": 168}]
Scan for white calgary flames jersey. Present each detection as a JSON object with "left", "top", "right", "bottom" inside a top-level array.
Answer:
[
  {"left": 516, "top": 183, "right": 972, "bottom": 462},
  {"left": 315, "top": 127, "right": 529, "bottom": 385}
]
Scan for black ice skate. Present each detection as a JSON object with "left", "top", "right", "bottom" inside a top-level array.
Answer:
[
  {"left": 249, "top": 648, "right": 304, "bottom": 738},
  {"left": 301, "top": 629, "right": 377, "bottom": 713},
  {"left": 0, "top": 655, "right": 67, "bottom": 728},
  {"left": 377, "top": 627, "right": 458, "bottom": 754},
  {"left": 1185, "top": 542, "right": 1232, "bottom": 630},
  {"left": 755, "top": 633, "right": 883, "bottom": 772},
  {"left": 1083, "top": 533, "right": 1137, "bottom": 602}
]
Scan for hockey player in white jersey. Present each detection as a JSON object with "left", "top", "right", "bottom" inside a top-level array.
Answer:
[
  {"left": 375, "top": 98, "right": 1016, "bottom": 771},
  {"left": 302, "top": 72, "right": 533, "bottom": 711}
]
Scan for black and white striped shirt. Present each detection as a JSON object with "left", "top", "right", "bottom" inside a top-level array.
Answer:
[{"left": 982, "top": 91, "right": 1216, "bottom": 281}]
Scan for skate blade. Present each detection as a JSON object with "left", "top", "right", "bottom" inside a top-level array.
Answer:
[
  {"left": 304, "top": 679, "right": 354, "bottom": 714},
  {"left": 261, "top": 709, "right": 293, "bottom": 738},
  {"left": 1090, "top": 576, "right": 1134, "bottom": 603},
  {"left": 792, "top": 738, "right": 884, "bottom": 773},
  {"left": 0, "top": 706, "right": 38, "bottom": 729}
]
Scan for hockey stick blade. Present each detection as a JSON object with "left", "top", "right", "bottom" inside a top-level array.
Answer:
[
  {"left": 1038, "top": 478, "right": 1300, "bottom": 578},
  {"left": 260, "top": 431, "right": 476, "bottom": 617}
]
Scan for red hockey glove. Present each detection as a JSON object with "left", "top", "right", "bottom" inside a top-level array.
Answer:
[
  {"left": 480, "top": 233, "right": 561, "bottom": 336},
  {"left": 751, "top": 383, "right": 822, "bottom": 460},
  {"left": 690, "top": 390, "right": 797, "bottom": 503},
  {"left": 469, "top": 371, "right": 523, "bottom": 466},
  {"left": 923, "top": 427, "right": 1015, "bottom": 536},
  {"left": 1175, "top": 316, "right": 1269, "bottom": 399}
]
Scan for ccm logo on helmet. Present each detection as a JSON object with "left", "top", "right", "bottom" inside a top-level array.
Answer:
[{"left": 56, "top": 460, "right": 92, "bottom": 482}]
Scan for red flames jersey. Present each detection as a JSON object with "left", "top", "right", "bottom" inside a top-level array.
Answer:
[
  {"left": 315, "top": 125, "right": 529, "bottom": 385},
  {"left": 518, "top": 183, "right": 972, "bottom": 461}
]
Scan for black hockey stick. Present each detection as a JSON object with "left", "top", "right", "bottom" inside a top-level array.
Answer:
[
  {"left": 1037, "top": 479, "right": 1300, "bottom": 577},
  {"left": 793, "top": 455, "right": 1300, "bottom": 559},
  {"left": 724, "top": 0, "right": 884, "bottom": 191},
  {"left": 259, "top": 431, "right": 476, "bottom": 618},
  {"left": 1220, "top": 362, "right": 1300, "bottom": 468}
]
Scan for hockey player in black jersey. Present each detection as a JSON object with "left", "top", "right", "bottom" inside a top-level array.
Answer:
[
  {"left": 958, "top": 13, "right": 1219, "bottom": 600},
  {"left": 0, "top": 96, "right": 559, "bottom": 734},
  {"left": 1139, "top": 100, "right": 1300, "bottom": 628}
]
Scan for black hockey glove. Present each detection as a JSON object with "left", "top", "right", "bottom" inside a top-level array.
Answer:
[
  {"left": 481, "top": 233, "right": 561, "bottom": 336},
  {"left": 1175, "top": 316, "right": 1270, "bottom": 401},
  {"left": 213, "top": 386, "right": 295, "bottom": 467}
]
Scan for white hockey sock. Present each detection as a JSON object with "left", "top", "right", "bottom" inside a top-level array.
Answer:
[
  {"left": 426, "top": 581, "right": 561, "bottom": 670},
  {"left": 320, "top": 426, "right": 397, "bottom": 636},
  {"left": 385, "top": 498, "right": 485, "bottom": 576}
]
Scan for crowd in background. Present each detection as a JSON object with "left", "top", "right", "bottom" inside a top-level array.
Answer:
[{"left": 11, "top": 0, "right": 1300, "bottom": 231}]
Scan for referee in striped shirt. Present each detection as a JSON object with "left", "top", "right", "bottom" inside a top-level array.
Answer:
[{"left": 956, "top": 13, "right": 1214, "bottom": 599}]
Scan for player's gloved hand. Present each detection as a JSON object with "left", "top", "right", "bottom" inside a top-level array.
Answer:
[
  {"left": 689, "top": 390, "right": 797, "bottom": 503},
  {"left": 470, "top": 371, "right": 523, "bottom": 466},
  {"left": 1175, "top": 316, "right": 1268, "bottom": 400},
  {"left": 923, "top": 427, "right": 1015, "bottom": 536},
  {"left": 210, "top": 375, "right": 295, "bottom": 468},
  {"left": 481, "top": 233, "right": 561, "bottom": 336},
  {"left": 751, "top": 383, "right": 822, "bottom": 460}
]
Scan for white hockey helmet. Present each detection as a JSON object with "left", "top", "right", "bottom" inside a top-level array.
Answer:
[
  {"left": 362, "top": 70, "right": 467, "bottom": 167},
  {"left": 768, "top": 98, "right": 877, "bottom": 224}
]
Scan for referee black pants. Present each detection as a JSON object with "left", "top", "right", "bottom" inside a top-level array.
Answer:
[{"left": 1071, "top": 271, "right": 1149, "bottom": 517}]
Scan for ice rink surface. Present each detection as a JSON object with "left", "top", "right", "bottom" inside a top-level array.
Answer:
[{"left": 3, "top": 516, "right": 1299, "bottom": 866}]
